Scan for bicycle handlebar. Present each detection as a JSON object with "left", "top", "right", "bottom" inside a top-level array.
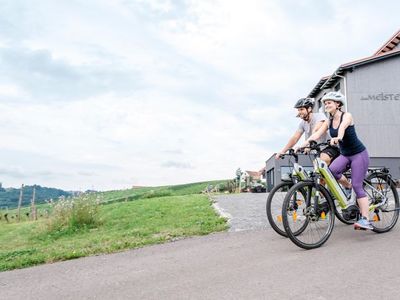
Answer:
[
  {"left": 308, "top": 140, "right": 330, "bottom": 149},
  {"left": 278, "top": 149, "right": 299, "bottom": 162},
  {"left": 277, "top": 139, "right": 339, "bottom": 159},
  {"left": 296, "top": 140, "right": 334, "bottom": 155}
]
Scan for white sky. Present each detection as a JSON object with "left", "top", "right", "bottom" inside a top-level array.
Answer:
[{"left": 0, "top": 0, "right": 399, "bottom": 191}]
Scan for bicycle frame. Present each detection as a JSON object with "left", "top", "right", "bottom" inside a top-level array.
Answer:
[
  {"left": 313, "top": 157, "right": 348, "bottom": 207},
  {"left": 312, "top": 156, "right": 389, "bottom": 211},
  {"left": 283, "top": 150, "right": 308, "bottom": 182},
  {"left": 292, "top": 162, "right": 308, "bottom": 181}
]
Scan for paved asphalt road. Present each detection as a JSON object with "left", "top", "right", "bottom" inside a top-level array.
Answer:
[{"left": 2, "top": 193, "right": 400, "bottom": 299}]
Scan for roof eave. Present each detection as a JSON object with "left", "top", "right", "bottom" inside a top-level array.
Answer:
[
  {"left": 374, "top": 29, "right": 400, "bottom": 55},
  {"left": 307, "top": 77, "right": 328, "bottom": 98},
  {"left": 308, "top": 49, "right": 400, "bottom": 98}
]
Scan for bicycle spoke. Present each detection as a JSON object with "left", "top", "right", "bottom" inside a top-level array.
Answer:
[
  {"left": 282, "top": 181, "right": 335, "bottom": 249},
  {"left": 366, "top": 173, "right": 399, "bottom": 233},
  {"left": 266, "top": 182, "right": 293, "bottom": 237}
]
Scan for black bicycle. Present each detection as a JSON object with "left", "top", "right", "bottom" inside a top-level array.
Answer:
[{"left": 266, "top": 149, "right": 309, "bottom": 237}]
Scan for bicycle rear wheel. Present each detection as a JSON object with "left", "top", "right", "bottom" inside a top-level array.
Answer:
[
  {"left": 282, "top": 181, "right": 335, "bottom": 250},
  {"left": 366, "top": 173, "right": 399, "bottom": 233},
  {"left": 266, "top": 182, "right": 293, "bottom": 237}
]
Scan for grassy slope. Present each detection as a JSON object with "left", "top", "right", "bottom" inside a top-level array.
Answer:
[
  {"left": 99, "top": 180, "right": 228, "bottom": 204},
  {"left": 0, "top": 180, "right": 228, "bottom": 271}
]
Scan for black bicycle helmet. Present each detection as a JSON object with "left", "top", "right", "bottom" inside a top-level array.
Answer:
[{"left": 294, "top": 97, "right": 315, "bottom": 109}]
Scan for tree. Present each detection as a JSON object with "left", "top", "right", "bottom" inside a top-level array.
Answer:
[{"left": 235, "top": 168, "right": 243, "bottom": 193}]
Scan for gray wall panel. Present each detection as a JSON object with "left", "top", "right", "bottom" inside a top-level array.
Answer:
[
  {"left": 346, "top": 56, "right": 400, "bottom": 157},
  {"left": 265, "top": 55, "right": 400, "bottom": 190}
]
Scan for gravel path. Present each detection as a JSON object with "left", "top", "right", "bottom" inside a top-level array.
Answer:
[
  {"left": 213, "top": 189, "right": 400, "bottom": 232},
  {"left": 212, "top": 192, "right": 270, "bottom": 232}
]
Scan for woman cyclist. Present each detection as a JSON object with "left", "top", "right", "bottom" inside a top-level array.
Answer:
[{"left": 301, "top": 91, "right": 372, "bottom": 230}]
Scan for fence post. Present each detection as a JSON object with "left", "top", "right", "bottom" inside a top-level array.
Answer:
[
  {"left": 31, "top": 185, "right": 37, "bottom": 220},
  {"left": 17, "top": 184, "right": 24, "bottom": 222}
]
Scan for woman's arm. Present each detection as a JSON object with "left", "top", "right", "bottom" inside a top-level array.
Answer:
[
  {"left": 336, "top": 113, "right": 352, "bottom": 139},
  {"left": 331, "top": 113, "right": 353, "bottom": 145}
]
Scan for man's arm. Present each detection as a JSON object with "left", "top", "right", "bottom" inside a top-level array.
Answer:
[
  {"left": 300, "top": 121, "right": 329, "bottom": 148},
  {"left": 275, "top": 130, "right": 303, "bottom": 159},
  {"left": 312, "top": 119, "right": 326, "bottom": 134}
]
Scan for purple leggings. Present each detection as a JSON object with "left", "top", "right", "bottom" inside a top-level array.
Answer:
[{"left": 329, "top": 149, "right": 369, "bottom": 198}]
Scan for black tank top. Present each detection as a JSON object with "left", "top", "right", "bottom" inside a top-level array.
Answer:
[{"left": 329, "top": 113, "right": 365, "bottom": 156}]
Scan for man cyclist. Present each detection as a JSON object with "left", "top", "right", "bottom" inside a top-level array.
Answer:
[{"left": 275, "top": 97, "right": 339, "bottom": 165}]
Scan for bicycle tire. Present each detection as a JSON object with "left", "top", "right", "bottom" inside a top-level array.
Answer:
[
  {"left": 282, "top": 181, "right": 335, "bottom": 250},
  {"left": 266, "top": 182, "right": 309, "bottom": 237},
  {"left": 366, "top": 172, "right": 399, "bottom": 233},
  {"left": 266, "top": 182, "right": 293, "bottom": 237}
]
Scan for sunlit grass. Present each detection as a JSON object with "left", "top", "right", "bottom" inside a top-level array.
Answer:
[{"left": 0, "top": 191, "right": 227, "bottom": 271}]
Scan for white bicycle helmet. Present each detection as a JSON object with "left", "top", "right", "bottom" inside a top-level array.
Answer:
[{"left": 321, "top": 92, "right": 345, "bottom": 106}]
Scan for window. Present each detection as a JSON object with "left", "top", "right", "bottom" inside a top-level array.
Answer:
[
  {"left": 266, "top": 168, "right": 274, "bottom": 191},
  {"left": 281, "top": 166, "right": 313, "bottom": 180},
  {"left": 317, "top": 97, "right": 324, "bottom": 113},
  {"left": 304, "top": 167, "right": 314, "bottom": 173},
  {"left": 280, "top": 166, "right": 292, "bottom": 180}
]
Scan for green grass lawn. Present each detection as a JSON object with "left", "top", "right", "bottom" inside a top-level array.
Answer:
[{"left": 0, "top": 180, "right": 229, "bottom": 271}]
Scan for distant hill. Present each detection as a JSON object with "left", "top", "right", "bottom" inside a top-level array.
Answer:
[
  {"left": 0, "top": 180, "right": 230, "bottom": 209},
  {"left": 99, "top": 180, "right": 229, "bottom": 204},
  {"left": 0, "top": 185, "right": 72, "bottom": 209}
]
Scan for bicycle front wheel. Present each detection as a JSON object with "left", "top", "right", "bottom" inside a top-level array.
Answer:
[
  {"left": 366, "top": 173, "right": 399, "bottom": 233},
  {"left": 266, "top": 182, "right": 293, "bottom": 237},
  {"left": 282, "top": 181, "right": 335, "bottom": 250}
]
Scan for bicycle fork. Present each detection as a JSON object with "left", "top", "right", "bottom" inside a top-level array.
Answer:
[{"left": 315, "top": 178, "right": 327, "bottom": 220}]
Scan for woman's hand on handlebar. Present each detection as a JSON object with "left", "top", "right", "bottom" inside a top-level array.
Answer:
[
  {"left": 293, "top": 145, "right": 309, "bottom": 154},
  {"left": 330, "top": 137, "right": 341, "bottom": 146},
  {"left": 295, "top": 140, "right": 311, "bottom": 154}
]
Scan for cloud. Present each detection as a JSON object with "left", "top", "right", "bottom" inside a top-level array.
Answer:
[
  {"left": 0, "top": 47, "right": 143, "bottom": 103},
  {"left": 161, "top": 161, "right": 194, "bottom": 169},
  {"left": 0, "top": 167, "right": 26, "bottom": 178},
  {"left": 0, "top": 147, "right": 122, "bottom": 189},
  {"left": 0, "top": 83, "right": 26, "bottom": 98},
  {"left": 0, "top": 0, "right": 399, "bottom": 190}
]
